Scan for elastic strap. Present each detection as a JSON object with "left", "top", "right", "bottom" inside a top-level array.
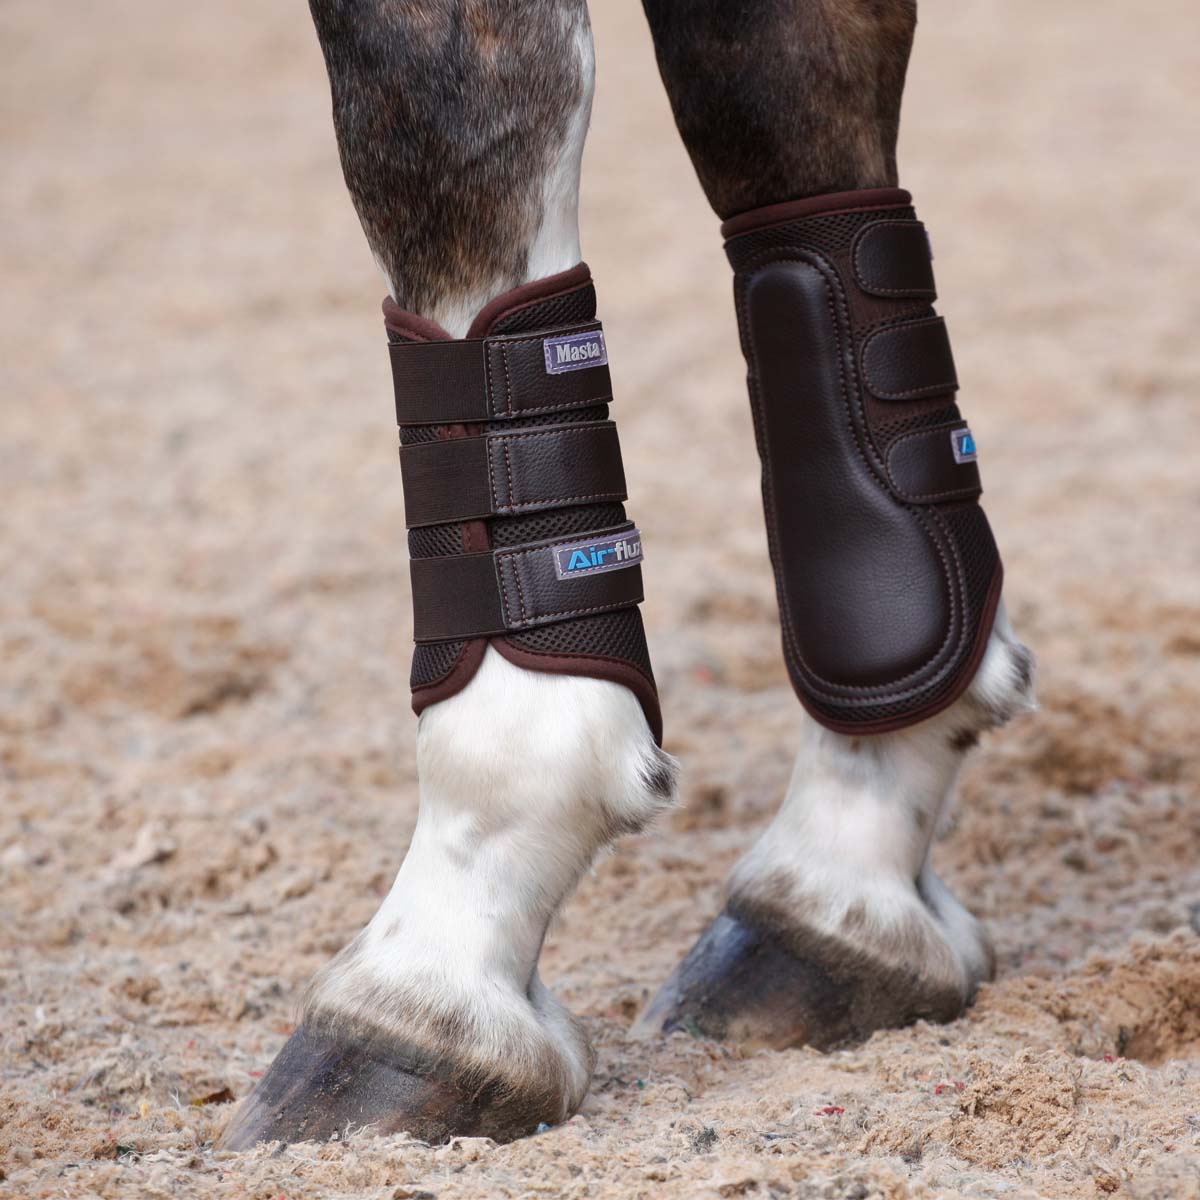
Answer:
[
  {"left": 390, "top": 322, "right": 612, "bottom": 425},
  {"left": 400, "top": 422, "right": 627, "bottom": 528}
]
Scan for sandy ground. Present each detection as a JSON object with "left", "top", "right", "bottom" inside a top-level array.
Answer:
[{"left": 3, "top": 0, "right": 1199, "bottom": 1196}]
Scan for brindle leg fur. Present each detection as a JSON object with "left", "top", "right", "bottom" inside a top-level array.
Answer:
[
  {"left": 640, "top": 0, "right": 916, "bottom": 216},
  {"left": 308, "top": 0, "right": 593, "bottom": 328}
]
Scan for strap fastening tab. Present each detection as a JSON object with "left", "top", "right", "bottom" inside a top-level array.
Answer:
[
  {"left": 852, "top": 220, "right": 937, "bottom": 300},
  {"left": 860, "top": 316, "right": 959, "bottom": 401},
  {"left": 391, "top": 322, "right": 613, "bottom": 425}
]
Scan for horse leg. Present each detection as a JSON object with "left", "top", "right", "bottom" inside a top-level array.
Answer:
[
  {"left": 219, "top": 0, "right": 674, "bottom": 1149},
  {"left": 635, "top": 0, "right": 1035, "bottom": 1049}
]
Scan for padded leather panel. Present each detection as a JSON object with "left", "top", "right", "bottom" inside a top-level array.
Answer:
[
  {"left": 495, "top": 524, "right": 644, "bottom": 631},
  {"left": 484, "top": 324, "right": 612, "bottom": 418},
  {"left": 743, "top": 260, "right": 956, "bottom": 689},
  {"left": 861, "top": 317, "right": 959, "bottom": 402},
  {"left": 852, "top": 220, "right": 936, "bottom": 299}
]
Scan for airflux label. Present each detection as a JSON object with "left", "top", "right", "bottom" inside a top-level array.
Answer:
[
  {"left": 553, "top": 529, "right": 642, "bottom": 581},
  {"left": 543, "top": 329, "right": 607, "bottom": 375},
  {"left": 951, "top": 427, "right": 978, "bottom": 464}
]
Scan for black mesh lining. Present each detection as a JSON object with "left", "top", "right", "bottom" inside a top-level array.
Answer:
[
  {"left": 411, "top": 640, "right": 467, "bottom": 689},
  {"left": 399, "top": 423, "right": 444, "bottom": 446},
  {"left": 385, "top": 279, "right": 594, "bottom": 344},
  {"left": 725, "top": 206, "right": 915, "bottom": 268},
  {"left": 939, "top": 503, "right": 1001, "bottom": 624},
  {"left": 490, "top": 502, "right": 627, "bottom": 549},
  {"left": 399, "top": 401, "right": 608, "bottom": 449},
  {"left": 408, "top": 522, "right": 465, "bottom": 560},
  {"left": 871, "top": 404, "right": 963, "bottom": 452},
  {"left": 481, "top": 404, "right": 608, "bottom": 435},
  {"left": 489, "top": 285, "right": 596, "bottom": 335},
  {"left": 505, "top": 608, "right": 654, "bottom": 683}
]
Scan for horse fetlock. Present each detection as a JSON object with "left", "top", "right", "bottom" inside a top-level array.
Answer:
[
  {"left": 955, "top": 604, "right": 1037, "bottom": 738},
  {"left": 417, "top": 649, "right": 676, "bottom": 859}
]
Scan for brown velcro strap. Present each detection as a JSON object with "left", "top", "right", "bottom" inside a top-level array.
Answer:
[
  {"left": 409, "top": 524, "right": 644, "bottom": 643},
  {"left": 852, "top": 220, "right": 937, "bottom": 300},
  {"left": 860, "top": 316, "right": 959, "bottom": 402},
  {"left": 400, "top": 421, "right": 627, "bottom": 528},
  {"left": 391, "top": 322, "right": 613, "bottom": 425},
  {"left": 885, "top": 422, "right": 982, "bottom": 505}
]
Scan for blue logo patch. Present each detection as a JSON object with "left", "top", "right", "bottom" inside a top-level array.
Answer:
[
  {"left": 553, "top": 529, "right": 642, "bottom": 581},
  {"left": 951, "top": 427, "right": 978, "bottom": 464},
  {"left": 543, "top": 330, "right": 608, "bottom": 375}
]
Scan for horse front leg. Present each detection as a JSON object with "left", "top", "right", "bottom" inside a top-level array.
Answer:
[
  {"left": 635, "top": 0, "right": 1036, "bottom": 1048},
  {"left": 219, "top": 0, "right": 674, "bottom": 1149}
]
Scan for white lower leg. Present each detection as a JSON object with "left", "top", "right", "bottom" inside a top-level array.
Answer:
[
  {"left": 729, "top": 602, "right": 1034, "bottom": 994},
  {"left": 307, "top": 650, "right": 674, "bottom": 1114}
]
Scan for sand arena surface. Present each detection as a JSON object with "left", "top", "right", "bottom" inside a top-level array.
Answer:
[{"left": 2, "top": 0, "right": 1199, "bottom": 1196}]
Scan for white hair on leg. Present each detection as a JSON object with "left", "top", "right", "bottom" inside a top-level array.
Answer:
[
  {"left": 728, "top": 600, "right": 1034, "bottom": 1000},
  {"left": 307, "top": 649, "right": 674, "bottom": 1114},
  {"left": 918, "top": 864, "right": 994, "bottom": 988},
  {"left": 525, "top": 10, "right": 593, "bottom": 285}
]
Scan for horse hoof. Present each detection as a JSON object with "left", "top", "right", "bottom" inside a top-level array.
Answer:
[
  {"left": 633, "top": 904, "right": 966, "bottom": 1051},
  {"left": 217, "top": 1021, "right": 557, "bottom": 1149}
]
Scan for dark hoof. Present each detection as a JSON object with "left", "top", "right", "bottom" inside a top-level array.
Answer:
[
  {"left": 217, "top": 1021, "right": 555, "bottom": 1150},
  {"left": 633, "top": 905, "right": 964, "bottom": 1051}
]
